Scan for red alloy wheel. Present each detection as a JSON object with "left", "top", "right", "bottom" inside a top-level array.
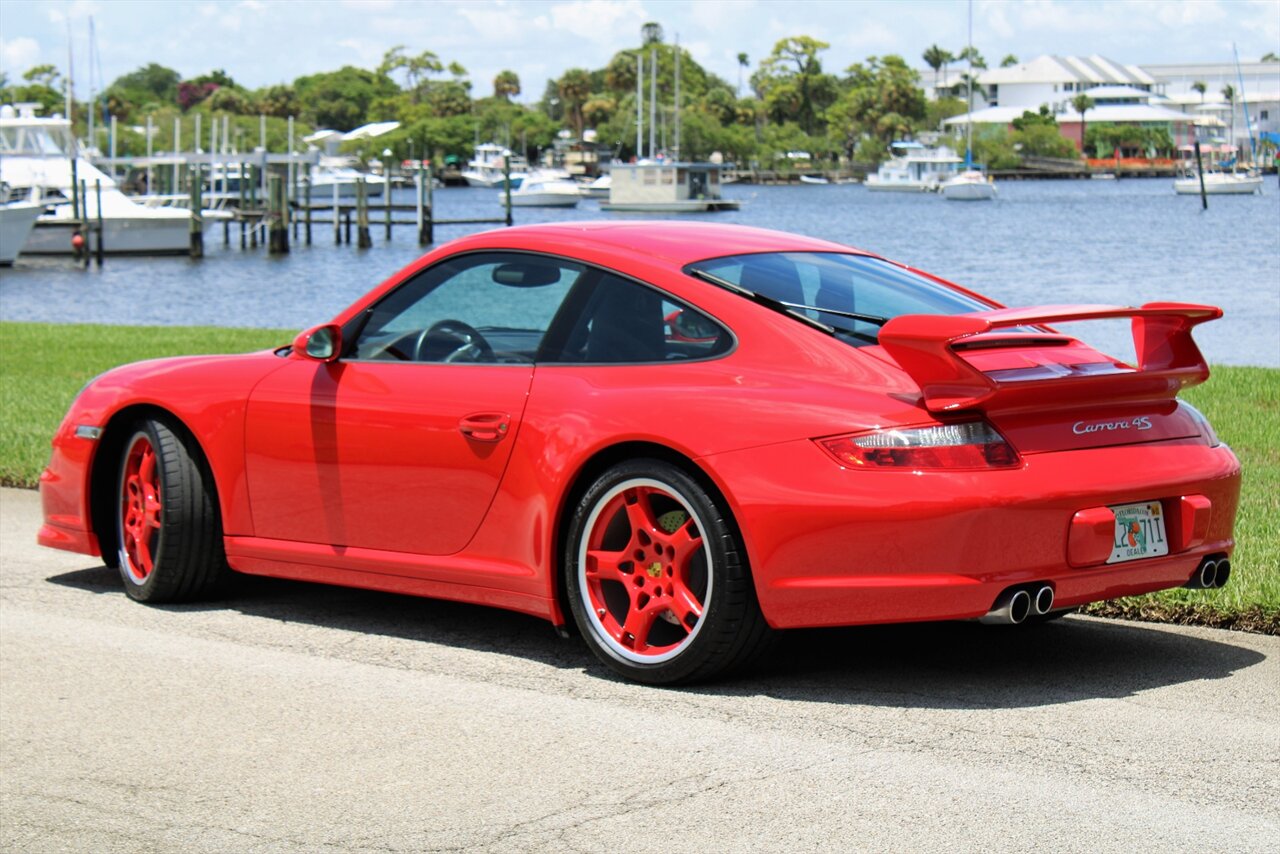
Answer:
[
  {"left": 578, "top": 478, "right": 712, "bottom": 664},
  {"left": 119, "top": 434, "right": 162, "bottom": 583}
]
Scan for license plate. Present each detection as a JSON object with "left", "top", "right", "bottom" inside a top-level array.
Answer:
[{"left": 1108, "top": 501, "right": 1169, "bottom": 564}]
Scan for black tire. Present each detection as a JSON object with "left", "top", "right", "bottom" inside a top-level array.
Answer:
[
  {"left": 114, "top": 417, "right": 229, "bottom": 603},
  {"left": 564, "top": 458, "right": 772, "bottom": 684}
]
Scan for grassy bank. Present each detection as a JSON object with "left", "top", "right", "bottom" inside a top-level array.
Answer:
[
  {"left": 1, "top": 320, "right": 1275, "bottom": 633},
  {"left": 0, "top": 322, "right": 291, "bottom": 486}
]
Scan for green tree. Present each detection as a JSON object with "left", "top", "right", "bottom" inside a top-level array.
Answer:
[
  {"left": 378, "top": 45, "right": 443, "bottom": 103},
  {"left": 957, "top": 46, "right": 987, "bottom": 69},
  {"left": 754, "top": 36, "right": 837, "bottom": 135},
  {"left": 1221, "top": 84, "right": 1236, "bottom": 145},
  {"left": 1261, "top": 51, "right": 1279, "bottom": 62},
  {"left": 1071, "top": 93, "right": 1095, "bottom": 155},
  {"left": 1191, "top": 80, "right": 1207, "bottom": 103},
  {"left": 642, "top": 22, "right": 664, "bottom": 45},
  {"left": 493, "top": 70, "right": 520, "bottom": 101},
  {"left": 2, "top": 65, "right": 64, "bottom": 115},
  {"left": 922, "top": 45, "right": 953, "bottom": 92},
  {"left": 557, "top": 68, "right": 593, "bottom": 139},
  {"left": 1000, "top": 54, "right": 1019, "bottom": 67},
  {"left": 737, "top": 52, "right": 749, "bottom": 95},
  {"left": 295, "top": 66, "right": 399, "bottom": 130},
  {"left": 253, "top": 84, "right": 298, "bottom": 118},
  {"left": 828, "top": 55, "right": 925, "bottom": 154}
]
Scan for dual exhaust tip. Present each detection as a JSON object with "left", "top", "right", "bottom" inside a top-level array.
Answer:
[
  {"left": 1183, "top": 556, "right": 1232, "bottom": 590},
  {"left": 980, "top": 584, "right": 1055, "bottom": 625}
]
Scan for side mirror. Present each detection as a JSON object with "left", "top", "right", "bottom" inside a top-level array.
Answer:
[{"left": 292, "top": 324, "right": 342, "bottom": 362}]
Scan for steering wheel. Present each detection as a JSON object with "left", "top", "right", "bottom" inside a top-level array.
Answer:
[{"left": 413, "top": 319, "right": 495, "bottom": 363}]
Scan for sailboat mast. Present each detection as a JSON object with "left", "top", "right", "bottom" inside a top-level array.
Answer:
[
  {"left": 649, "top": 48, "right": 657, "bottom": 158},
  {"left": 636, "top": 52, "right": 642, "bottom": 158},
  {"left": 674, "top": 34, "right": 681, "bottom": 160},
  {"left": 965, "top": 0, "right": 974, "bottom": 168},
  {"left": 1232, "top": 42, "right": 1257, "bottom": 165}
]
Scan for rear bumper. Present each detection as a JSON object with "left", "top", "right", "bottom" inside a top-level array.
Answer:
[{"left": 703, "top": 438, "right": 1241, "bottom": 629}]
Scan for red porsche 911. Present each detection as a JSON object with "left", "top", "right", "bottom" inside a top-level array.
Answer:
[{"left": 38, "top": 222, "right": 1240, "bottom": 683}]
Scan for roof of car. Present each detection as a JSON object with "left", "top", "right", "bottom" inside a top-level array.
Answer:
[{"left": 454, "top": 221, "right": 872, "bottom": 266}]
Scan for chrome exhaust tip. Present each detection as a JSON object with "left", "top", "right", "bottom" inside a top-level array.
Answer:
[
  {"left": 1033, "top": 585, "right": 1055, "bottom": 616},
  {"left": 1183, "top": 559, "right": 1218, "bottom": 590},
  {"left": 1213, "top": 559, "right": 1231, "bottom": 588},
  {"left": 980, "top": 588, "right": 1032, "bottom": 625}
]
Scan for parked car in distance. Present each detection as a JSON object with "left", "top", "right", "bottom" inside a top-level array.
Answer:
[{"left": 38, "top": 222, "right": 1240, "bottom": 683}]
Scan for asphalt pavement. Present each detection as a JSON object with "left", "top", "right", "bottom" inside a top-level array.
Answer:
[{"left": 2, "top": 486, "right": 1277, "bottom": 852}]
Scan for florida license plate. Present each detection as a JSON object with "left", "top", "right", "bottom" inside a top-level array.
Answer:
[{"left": 1108, "top": 501, "right": 1168, "bottom": 564}]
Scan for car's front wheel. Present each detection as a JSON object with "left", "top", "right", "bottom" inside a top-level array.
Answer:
[
  {"left": 565, "top": 459, "right": 772, "bottom": 684},
  {"left": 115, "top": 417, "right": 229, "bottom": 603}
]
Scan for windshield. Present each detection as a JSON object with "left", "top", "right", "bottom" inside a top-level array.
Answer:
[{"left": 685, "top": 252, "right": 995, "bottom": 346}]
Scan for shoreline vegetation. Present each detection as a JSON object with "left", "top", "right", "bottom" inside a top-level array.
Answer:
[
  {"left": 1, "top": 320, "right": 1275, "bottom": 635},
  {"left": 9, "top": 25, "right": 1268, "bottom": 185}
]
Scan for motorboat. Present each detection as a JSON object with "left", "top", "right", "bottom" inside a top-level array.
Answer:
[
  {"left": 309, "top": 159, "right": 386, "bottom": 198},
  {"left": 0, "top": 103, "right": 223, "bottom": 255},
  {"left": 939, "top": 169, "right": 997, "bottom": 201},
  {"left": 798, "top": 174, "right": 830, "bottom": 185},
  {"left": 462, "top": 143, "right": 529, "bottom": 189},
  {"left": 0, "top": 195, "right": 42, "bottom": 264},
  {"left": 505, "top": 176, "right": 581, "bottom": 207},
  {"left": 865, "top": 141, "right": 964, "bottom": 192}
]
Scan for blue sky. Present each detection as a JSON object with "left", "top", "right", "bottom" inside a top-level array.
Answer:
[{"left": 3, "top": 0, "right": 1278, "bottom": 103}]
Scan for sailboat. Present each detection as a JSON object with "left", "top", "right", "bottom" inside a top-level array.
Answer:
[
  {"left": 1173, "top": 44, "right": 1263, "bottom": 196},
  {"left": 940, "top": 0, "right": 997, "bottom": 201}
]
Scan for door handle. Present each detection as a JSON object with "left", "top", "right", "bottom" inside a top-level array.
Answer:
[{"left": 459, "top": 413, "right": 510, "bottom": 443}]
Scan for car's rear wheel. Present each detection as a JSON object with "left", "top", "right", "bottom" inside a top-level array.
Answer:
[
  {"left": 116, "top": 417, "right": 228, "bottom": 602},
  {"left": 565, "top": 459, "right": 772, "bottom": 684}
]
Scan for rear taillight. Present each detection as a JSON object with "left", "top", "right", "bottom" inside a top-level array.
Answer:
[{"left": 817, "top": 421, "right": 1019, "bottom": 470}]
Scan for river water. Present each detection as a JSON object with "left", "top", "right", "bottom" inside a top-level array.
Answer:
[{"left": 2, "top": 178, "right": 1277, "bottom": 367}]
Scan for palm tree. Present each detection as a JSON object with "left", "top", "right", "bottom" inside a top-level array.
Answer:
[
  {"left": 922, "top": 44, "right": 948, "bottom": 95},
  {"left": 1071, "top": 93, "right": 1096, "bottom": 157},
  {"left": 1000, "top": 54, "right": 1019, "bottom": 68},
  {"left": 641, "top": 22, "right": 663, "bottom": 45},
  {"left": 493, "top": 70, "right": 520, "bottom": 101},
  {"left": 1221, "top": 84, "right": 1236, "bottom": 149},
  {"left": 1191, "top": 80, "right": 1207, "bottom": 103},
  {"left": 737, "top": 52, "right": 749, "bottom": 96},
  {"left": 557, "top": 68, "right": 592, "bottom": 140}
]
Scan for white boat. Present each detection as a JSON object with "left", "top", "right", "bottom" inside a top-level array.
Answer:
[
  {"left": 865, "top": 142, "right": 964, "bottom": 192},
  {"left": 600, "top": 162, "right": 740, "bottom": 212},
  {"left": 309, "top": 160, "right": 385, "bottom": 198},
  {"left": 940, "top": 169, "right": 998, "bottom": 200},
  {"left": 1173, "top": 171, "right": 1263, "bottom": 195},
  {"left": 798, "top": 174, "right": 829, "bottom": 185},
  {"left": 505, "top": 176, "right": 581, "bottom": 207},
  {"left": 0, "top": 198, "right": 42, "bottom": 264},
  {"left": 1173, "top": 145, "right": 1263, "bottom": 195},
  {"left": 939, "top": 2, "right": 996, "bottom": 202},
  {"left": 579, "top": 174, "right": 611, "bottom": 199},
  {"left": 0, "top": 103, "right": 222, "bottom": 255},
  {"left": 462, "top": 143, "right": 529, "bottom": 189}
]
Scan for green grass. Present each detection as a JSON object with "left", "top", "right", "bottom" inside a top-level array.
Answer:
[
  {"left": 1, "top": 321, "right": 1275, "bottom": 632},
  {"left": 0, "top": 322, "right": 292, "bottom": 486}
]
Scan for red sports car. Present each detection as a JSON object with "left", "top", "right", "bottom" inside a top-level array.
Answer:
[{"left": 38, "top": 222, "right": 1241, "bottom": 683}]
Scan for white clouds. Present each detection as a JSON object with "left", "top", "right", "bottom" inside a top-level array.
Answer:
[
  {"left": 0, "top": 37, "right": 42, "bottom": 75},
  {"left": 545, "top": 0, "right": 647, "bottom": 44}
]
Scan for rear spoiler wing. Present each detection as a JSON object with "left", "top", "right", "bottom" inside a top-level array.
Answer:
[{"left": 878, "top": 303, "right": 1222, "bottom": 413}]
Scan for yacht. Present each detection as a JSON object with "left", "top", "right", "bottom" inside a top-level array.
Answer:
[
  {"left": 865, "top": 142, "right": 963, "bottom": 192},
  {"left": 309, "top": 159, "right": 386, "bottom": 198},
  {"left": 462, "top": 143, "right": 529, "bottom": 189},
  {"left": 579, "top": 173, "right": 611, "bottom": 199},
  {"left": 0, "top": 196, "right": 42, "bottom": 264},
  {"left": 0, "top": 103, "right": 223, "bottom": 255}
]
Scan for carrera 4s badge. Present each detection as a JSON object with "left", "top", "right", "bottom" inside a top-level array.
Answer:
[{"left": 1072, "top": 416, "right": 1154, "bottom": 435}]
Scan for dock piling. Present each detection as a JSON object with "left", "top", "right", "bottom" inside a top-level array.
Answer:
[
  {"left": 503, "top": 156, "right": 513, "bottom": 226},
  {"left": 332, "top": 182, "right": 341, "bottom": 245},
  {"left": 1193, "top": 140, "right": 1208, "bottom": 210},
  {"left": 426, "top": 163, "right": 436, "bottom": 244},
  {"left": 189, "top": 167, "right": 204, "bottom": 259},
  {"left": 268, "top": 173, "right": 289, "bottom": 254},
  {"left": 94, "top": 180, "right": 104, "bottom": 266},
  {"left": 356, "top": 178, "right": 372, "bottom": 248},
  {"left": 304, "top": 173, "right": 312, "bottom": 246}
]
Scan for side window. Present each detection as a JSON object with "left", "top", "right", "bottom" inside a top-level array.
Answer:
[
  {"left": 348, "top": 253, "right": 583, "bottom": 363},
  {"left": 546, "top": 272, "right": 731, "bottom": 363}
]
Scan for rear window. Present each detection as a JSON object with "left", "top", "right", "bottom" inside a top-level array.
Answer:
[{"left": 685, "top": 252, "right": 994, "bottom": 347}]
